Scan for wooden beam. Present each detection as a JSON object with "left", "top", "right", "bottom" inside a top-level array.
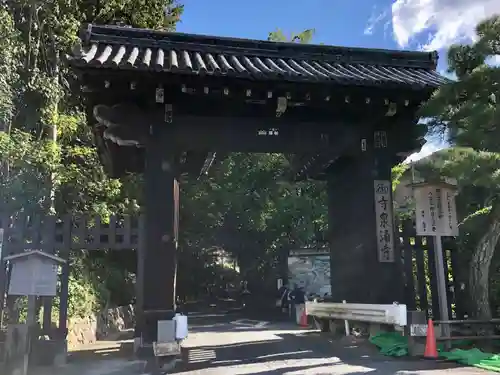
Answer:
[{"left": 292, "top": 153, "right": 342, "bottom": 181}]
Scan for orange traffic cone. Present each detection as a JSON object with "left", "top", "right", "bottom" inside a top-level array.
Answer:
[
  {"left": 299, "top": 309, "right": 308, "bottom": 327},
  {"left": 424, "top": 318, "right": 439, "bottom": 359}
]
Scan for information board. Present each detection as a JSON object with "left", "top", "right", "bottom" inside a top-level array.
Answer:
[
  {"left": 415, "top": 185, "right": 459, "bottom": 237},
  {"left": 8, "top": 256, "right": 59, "bottom": 296}
]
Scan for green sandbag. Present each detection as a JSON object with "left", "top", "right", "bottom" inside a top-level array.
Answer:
[
  {"left": 369, "top": 331, "right": 500, "bottom": 372},
  {"left": 441, "top": 349, "right": 500, "bottom": 373},
  {"left": 369, "top": 331, "right": 409, "bottom": 357},
  {"left": 369, "top": 332, "right": 474, "bottom": 358}
]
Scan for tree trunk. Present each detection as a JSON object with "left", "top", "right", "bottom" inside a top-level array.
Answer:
[{"left": 468, "top": 204, "right": 500, "bottom": 319}]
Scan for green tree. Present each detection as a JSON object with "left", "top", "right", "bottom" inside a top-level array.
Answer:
[
  {"left": 179, "top": 153, "right": 327, "bottom": 293},
  {"left": 0, "top": 0, "right": 184, "bottom": 312},
  {"left": 2, "top": 0, "right": 183, "bottom": 213},
  {"left": 0, "top": 7, "right": 19, "bottom": 132},
  {"left": 419, "top": 15, "right": 500, "bottom": 319}
]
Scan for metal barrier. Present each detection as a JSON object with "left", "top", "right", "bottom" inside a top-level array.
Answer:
[
  {"left": 406, "top": 311, "right": 500, "bottom": 355},
  {"left": 306, "top": 301, "right": 407, "bottom": 327},
  {"left": 414, "top": 318, "right": 500, "bottom": 341}
]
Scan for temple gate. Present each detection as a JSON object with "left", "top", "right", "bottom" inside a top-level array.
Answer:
[{"left": 68, "top": 24, "right": 445, "bottom": 350}]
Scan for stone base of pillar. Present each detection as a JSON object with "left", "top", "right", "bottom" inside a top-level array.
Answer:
[
  {"left": 133, "top": 337, "right": 142, "bottom": 354},
  {"left": 52, "top": 340, "right": 68, "bottom": 367},
  {"left": 30, "top": 338, "right": 67, "bottom": 367}
]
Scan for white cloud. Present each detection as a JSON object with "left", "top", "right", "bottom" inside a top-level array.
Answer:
[
  {"left": 365, "top": 7, "right": 389, "bottom": 35},
  {"left": 486, "top": 55, "right": 500, "bottom": 66},
  {"left": 405, "top": 138, "right": 448, "bottom": 163},
  {"left": 438, "top": 69, "right": 457, "bottom": 80},
  {"left": 390, "top": 0, "right": 500, "bottom": 51}
]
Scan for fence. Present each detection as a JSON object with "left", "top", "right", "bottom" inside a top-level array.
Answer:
[
  {"left": 0, "top": 212, "right": 467, "bottom": 326},
  {"left": 398, "top": 218, "right": 467, "bottom": 321},
  {"left": 0, "top": 213, "right": 142, "bottom": 253},
  {"left": 0, "top": 212, "right": 143, "bottom": 338}
]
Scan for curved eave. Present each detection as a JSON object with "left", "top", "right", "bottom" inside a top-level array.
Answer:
[{"left": 69, "top": 56, "right": 445, "bottom": 93}]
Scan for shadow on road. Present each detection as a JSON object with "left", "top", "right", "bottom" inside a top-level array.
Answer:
[
  {"left": 67, "top": 330, "right": 135, "bottom": 363},
  {"left": 41, "top": 310, "right": 487, "bottom": 375},
  {"left": 173, "top": 328, "right": 475, "bottom": 375}
]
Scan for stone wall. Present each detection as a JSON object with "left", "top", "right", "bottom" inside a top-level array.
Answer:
[{"left": 66, "top": 304, "right": 135, "bottom": 348}]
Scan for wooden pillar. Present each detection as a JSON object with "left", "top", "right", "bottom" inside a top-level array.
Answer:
[
  {"left": 42, "top": 218, "right": 56, "bottom": 336},
  {"left": 58, "top": 262, "right": 70, "bottom": 338},
  {"left": 141, "top": 123, "right": 179, "bottom": 344},
  {"left": 134, "top": 215, "right": 145, "bottom": 341},
  {"left": 0, "top": 256, "right": 6, "bottom": 326},
  {"left": 279, "top": 246, "right": 289, "bottom": 287},
  {"left": 42, "top": 297, "right": 53, "bottom": 335},
  {"left": 327, "top": 131, "right": 403, "bottom": 304}
]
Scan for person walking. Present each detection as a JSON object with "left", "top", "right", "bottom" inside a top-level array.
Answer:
[
  {"left": 289, "top": 284, "right": 306, "bottom": 325},
  {"left": 277, "top": 285, "right": 289, "bottom": 313},
  {"left": 240, "top": 280, "right": 251, "bottom": 307}
]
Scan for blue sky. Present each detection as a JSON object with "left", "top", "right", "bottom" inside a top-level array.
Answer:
[
  {"left": 175, "top": 0, "right": 497, "bottom": 160},
  {"left": 176, "top": 0, "right": 497, "bottom": 70},
  {"left": 177, "top": 0, "right": 394, "bottom": 51}
]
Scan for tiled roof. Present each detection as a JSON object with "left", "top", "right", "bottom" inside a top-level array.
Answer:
[{"left": 70, "top": 24, "right": 447, "bottom": 89}]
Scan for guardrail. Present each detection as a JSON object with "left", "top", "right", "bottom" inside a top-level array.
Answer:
[
  {"left": 412, "top": 318, "right": 500, "bottom": 341},
  {"left": 306, "top": 301, "right": 407, "bottom": 327}
]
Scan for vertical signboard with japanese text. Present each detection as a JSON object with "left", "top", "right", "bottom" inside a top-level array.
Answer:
[
  {"left": 415, "top": 185, "right": 436, "bottom": 235},
  {"left": 443, "top": 188, "right": 459, "bottom": 236},
  {"left": 374, "top": 180, "right": 395, "bottom": 262},
  {"left": 415, "top": 184, "right": 458, "bottom": 237}
]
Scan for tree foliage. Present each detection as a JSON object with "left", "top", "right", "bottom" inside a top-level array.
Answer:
[
  {"left": 0, "top": 9, "right": 326, "bottom": 313},
  {"left": 0, "top": 0, "right": 184, "bottom": 315},
  {"left": 179, "top": 153, "right": 327, "bottom": 295},
  {"left": 268, "top": 28, "right": 315, "bottom": 43},
  {"left": 419, "top": 15, "right": 500, "bottom": 319}
]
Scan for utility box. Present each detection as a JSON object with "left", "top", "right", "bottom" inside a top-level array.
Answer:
[{"left": 4, "top": 250, "right": 65, "bottom": 297}]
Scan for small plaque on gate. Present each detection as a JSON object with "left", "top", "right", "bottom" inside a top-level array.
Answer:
[
  {"left": 410, "top": 323, "right": 428, "bottom": 337},
  {"left": 153, "top": 341, "right": 181, "bottom": 357}
]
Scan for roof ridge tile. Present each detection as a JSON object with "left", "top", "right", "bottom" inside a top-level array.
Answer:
[
  {"left": 70, "top": 24, "right": 447, "bottom": 89},
  {"left": 81, "top": 24, "right": 438, "bottom": 70}
]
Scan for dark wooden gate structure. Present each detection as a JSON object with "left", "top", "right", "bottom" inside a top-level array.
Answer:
[
  {"left": 398, "top": 219, "right": 466, "bottom": 320},
  {"left": 0, "top": 212, "right": 143, "bottom": 339},
  {"left": 63, "top": 23, "right": 448, "bottom": 351}
]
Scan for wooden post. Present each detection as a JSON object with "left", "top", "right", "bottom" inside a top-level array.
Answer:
[
  {"left": 141, "top": 122, "right": 179, "bottom": 345},
  {"left": 58, "top": 263, "right": 69, "bottom": 338},
  {"left": 426, "top": 237, "right": 441, "bottom": 320},
  {"left": 415, "top": 236, "right": 429, "bottom": 313},
  {"left": 401, "top": 219, "right": 416, "bottom": 310},
  {"left": 134, "top": 214, "right": 145, "bottom": 348},
  {"left": 0, "top": 226, "right": 5, "bottom": 326},
  {"left": 42, "top": 217, "right": 56, "bottom": 336}
]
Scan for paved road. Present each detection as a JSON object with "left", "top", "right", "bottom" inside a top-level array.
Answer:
[{"left": 33, "top": 312, "right": 494, "bottom": 375}]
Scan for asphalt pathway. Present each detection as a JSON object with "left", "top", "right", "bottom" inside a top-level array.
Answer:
[
  {"left": 174, "top": 313, "right": 492, "bottom": 374},
  {"left": 32, "top": 311, "right": 495, "bottom": 375}
]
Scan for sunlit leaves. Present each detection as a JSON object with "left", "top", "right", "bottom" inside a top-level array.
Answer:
[
  {"left": 180, "top": 152, "right": 327, "bottom": 279},
  {"left": 421, "top": 16, "right": 500, "bottom": 154},
  {"left": 0, "top": 7, "right": 20, "bottom": 130},
  {"left": 268, "top": 28, "right": 316, "bottom": 44}
]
